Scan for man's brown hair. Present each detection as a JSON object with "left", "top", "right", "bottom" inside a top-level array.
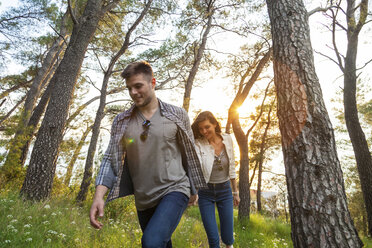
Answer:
[{"left": 121, "top": 61, "right": 153, "bottom": 81}]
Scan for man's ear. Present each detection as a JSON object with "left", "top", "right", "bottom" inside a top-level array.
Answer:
[{"left": 151, "top": 77, "right": 156, "bottom": 88}]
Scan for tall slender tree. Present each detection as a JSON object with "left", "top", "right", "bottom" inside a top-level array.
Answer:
[
  {"left": 226, "top": 48, "right": 272, "bottom": 219},
  {"left": 2, "top": 10, "right": 69, "bottom": 180},
  {"left": 76, "top": 0, "right": 154, "bottom": 202},
  {"left": 266, "top": 0, "right": 362, "bottom": 246},
  {"left": 322, "top": 0, "right": 372, "bottom": 236},
  {"left": 20, "top": 0, "right": 120, "bottom": 201}
]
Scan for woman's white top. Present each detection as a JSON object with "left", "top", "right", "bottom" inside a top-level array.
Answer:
[{"left": 195, "top": 133, "right": 237, "bottom": 183}]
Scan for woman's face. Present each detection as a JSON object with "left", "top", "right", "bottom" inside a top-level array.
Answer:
[{"left": 198, "top": 119, "right": 217, "bottom": 140}]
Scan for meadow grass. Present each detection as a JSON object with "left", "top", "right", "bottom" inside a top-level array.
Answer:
[{"left": 1, "top": 191, "right": 370, "bottom": 247}]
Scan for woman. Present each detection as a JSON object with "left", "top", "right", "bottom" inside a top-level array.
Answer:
[{"left": 192, "top": 111, "right": 240, "bottom": 248}]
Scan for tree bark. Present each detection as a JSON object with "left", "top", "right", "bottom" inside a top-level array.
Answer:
[
  {"left": 343, "top": 0, "right": 372, "bottom": 237},
  {"left": 266, "top": 0, "right": 363, "bottom": 247},
  {"left": 2, "top": 10, "right": 69, "bottom": 180},
  {"left": 182, "top": 1, "right": 213, "bottom": 112},
  {"left": 20, "top": 0, "right": 119, "bottom": 201},
  {"left": 76, "top": 0, "right": 153, "bottom": 202},
  {"left": 19, "top": 62, "right": 60, "bottom": 167}
]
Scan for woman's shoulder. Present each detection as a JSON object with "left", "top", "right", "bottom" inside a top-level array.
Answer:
[{"left": 221, "top": 132, "right": 233, "bottom": 141}]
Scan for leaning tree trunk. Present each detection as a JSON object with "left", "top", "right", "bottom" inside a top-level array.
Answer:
[
  {"left": 76, "top": 0, "right": 153, "bottom": 202},
  {"left": 2, "top": 10, "right": 69, "bottom": 179},
  {"left": 182, "top": 3, "right": 213, "bottom": 112},
  {"left": 20, "top": 0, "right": 119, "bottom": 201},
  {"left": 266, "top": 0, "right": 363, "bottom": 247},
  {"left": 343, "top": 0, "right": 372, "bottom": 237}
]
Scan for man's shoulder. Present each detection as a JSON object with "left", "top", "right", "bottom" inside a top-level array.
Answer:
[
  {"left": 114, "top": 104, "right": 135, "bottom": 123},
  {"left": 160, "top": 100, "right": 187, "bottom": 117}
]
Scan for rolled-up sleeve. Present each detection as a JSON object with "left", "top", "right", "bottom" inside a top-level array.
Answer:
[
  {"left": 95, "top": 116, "right": 118, "bottom": 189},
  {"left": 227, "top": 134, "right": 237, "bottom": 179}
]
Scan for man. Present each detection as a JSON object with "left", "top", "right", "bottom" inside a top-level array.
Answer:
[{"left": 89, "top": 61, "right": 207, "bottom": 248}]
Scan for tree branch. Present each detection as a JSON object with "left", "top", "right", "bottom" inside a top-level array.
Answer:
[{"left": 68, "top": 0, "right": 78, "bottom": 25}]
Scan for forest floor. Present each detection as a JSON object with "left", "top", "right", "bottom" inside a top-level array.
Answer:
[{"left": 0, "top": 190, "right": 371, "bottom": 247}]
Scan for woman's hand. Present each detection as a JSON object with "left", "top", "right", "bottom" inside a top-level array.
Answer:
[{"left": 233, "top": 192, "right": 240, "bottom": 206}]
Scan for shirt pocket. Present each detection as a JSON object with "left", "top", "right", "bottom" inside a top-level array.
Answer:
[{"left": 163, "top": 120, "right": 178, "bottom": 140}]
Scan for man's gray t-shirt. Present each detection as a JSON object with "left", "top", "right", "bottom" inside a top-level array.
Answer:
[{"left": 123, "top": 107, "right": 190, "bottom": 211}]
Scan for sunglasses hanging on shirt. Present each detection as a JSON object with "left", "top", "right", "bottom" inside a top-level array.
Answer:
[{"left": 140, "top": 120, "right": 151, "bottom": 142}]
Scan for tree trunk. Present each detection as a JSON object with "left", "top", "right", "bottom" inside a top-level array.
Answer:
[
  {"left": 20, "top": 0, "right": 118, "bottom": 201},
  {"left": 257, "top": 101, "right": 273, "bottom": 213},
  {"left": 227, "top": 50, "right": 272, "bottom": 219},
  {"left": 343, "top": 0, "right": 372, "bottom": 237},
  {"left": 232, "top": 117, "right": 250, "bottom": 220},
  {"left": 266, "top": 0, "right": 363, "bottom": 247},
  {"left": 2, "top": 11, "right": 69, "bottom": 180},
  {"left": 19, "top": 63, "right": 60, "bottom": 167},
  {"left": 64, "top": 125, "right": 92, "bottom": 186},
  {"left": 76, "top": 0, "right": 152, "bottom": 202},
  {"left": 182, "top": 2, "right": 213, "bottom": 112}
]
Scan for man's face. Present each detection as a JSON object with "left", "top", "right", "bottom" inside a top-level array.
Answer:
[{"left": 126, "top": 73, "right": 155, "bottom": 108}]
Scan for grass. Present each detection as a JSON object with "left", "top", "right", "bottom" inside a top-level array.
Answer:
[{"left": 1, "top": 190, "right": 370, "bottom": 247}]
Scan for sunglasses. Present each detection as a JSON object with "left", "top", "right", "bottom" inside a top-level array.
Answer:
[{"left": 140, "top": 120, "right": 151, "bottom": 141}]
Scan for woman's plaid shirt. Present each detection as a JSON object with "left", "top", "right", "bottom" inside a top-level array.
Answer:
[{"left": 95, "top": 99, "right": 207, "bottom": 202}]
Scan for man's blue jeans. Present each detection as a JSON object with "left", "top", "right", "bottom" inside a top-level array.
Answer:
[
  {"left": 137, "top": 191, "right": 189, "bottom": 248},
  {"left": 198, "top": 181, "right": 234, "bottom": 248}
]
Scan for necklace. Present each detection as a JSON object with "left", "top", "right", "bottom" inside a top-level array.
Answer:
[{"left": 214, "top": 150, "right": 224, "bottom": 171}]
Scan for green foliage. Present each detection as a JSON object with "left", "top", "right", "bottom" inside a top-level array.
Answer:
[
  {"left": 0, "top": 189, "right": 299, "bottom": 247},
  {"left": 0, "top": 0, "right": 65, "bottom": 71},
  {"left": 2, "top": 189, "right": 371, "bottom": 247}
]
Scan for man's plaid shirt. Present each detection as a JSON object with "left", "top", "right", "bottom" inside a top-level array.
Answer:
[{"left": 96, "top": 99, "right": 207, "bottom": 202}]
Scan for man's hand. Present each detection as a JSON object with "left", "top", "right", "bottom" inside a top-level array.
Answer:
[
  {"left": 89, "top": 197, "right": 105, "bottom": 229},
  {"left": 188, "top": 194, "right": 198, "bottom": 206},
  {"left": 89, "top": 185, "right": 108, "bottom": 229}
]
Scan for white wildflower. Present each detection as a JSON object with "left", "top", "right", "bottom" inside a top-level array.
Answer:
[
  {"left": 71, "top": 221, "right": 76, "bottom": 224},
  {"left": 46, "top": 238, "right": 51, "bottom": 243},
  {"left": 7, "top": 214, "right": 13, "bottom": 218},
  {"left": 10, "top": 219, "right": 18, "bottom": 223},
  {"left": 26, "top": 238, "right": 32, "bottom": 242},
  {"left": 51, "top": 212, "right": 57, "bottom": 216},
  {"left": 44, "top": 204, "right": 51, "bottom": 209},
  {"left": 42, "top": 221, "right": 50, "bottom": 225},
  {"left": 48, "top": 230, "right": 58, "bottom": 235},
  {"left": 5, "top": 240, "right": 11, "bottom": 243},
  {"left": 25, "top": 232, "right": 31, "bottom": 235},
  {"left": 7, "top": 224, "right": 14, "bottom": 229},
  {"left": 24, "top": 224, "right": 32, "bottom": 228},
  {"left": 12, "top": 229, "right": 18, "bottom": 233},
  {"left": 27, "top": 216, "right": 32, "bottom": 220},
  {"left": 59, "top": 233, "right": 66, "bottom": 238}
]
